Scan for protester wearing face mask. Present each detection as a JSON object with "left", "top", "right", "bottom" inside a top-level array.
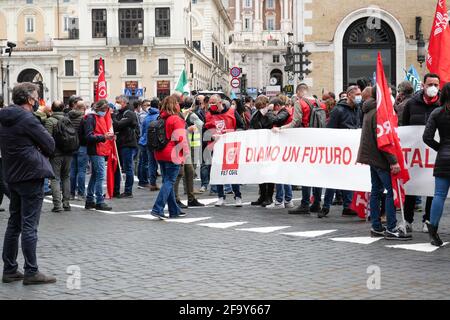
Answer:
[
  {"left": 318, "top": 85, "right": 362, "bottom": 219},
  {"left": 402, "top": 73, "right": 441, "bottom": 233}
]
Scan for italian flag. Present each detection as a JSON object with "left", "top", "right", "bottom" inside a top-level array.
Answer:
[{"left": 175, "top": 67, "right": 190, "bottom": 95}]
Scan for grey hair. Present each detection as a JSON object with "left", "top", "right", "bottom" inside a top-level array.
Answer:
[
  {"left": 210, "top": 94, "right": 222, "bottom": 103},
  {"left": 115, "top": 95, "right": 129, "bottom": 104},
  {"left": 12, "top": 82, "right": 39, "bottom": 106}
]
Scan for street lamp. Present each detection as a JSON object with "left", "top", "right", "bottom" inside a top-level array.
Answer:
[
  {"left": 416, "top": 17, "right": 426, "bottom": 67},
  {"left": 1, "top": 41, "right": 16, "bottom": 105}
]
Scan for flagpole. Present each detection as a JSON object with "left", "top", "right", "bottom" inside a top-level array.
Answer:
[{"left": 397, "top": 179, "right": 407, "bottom": 233}]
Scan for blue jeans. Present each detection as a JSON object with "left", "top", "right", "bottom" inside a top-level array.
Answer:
[
  {"left": 70, "top": 146, "right": 88, "bottom": 196},
  {"left": 148, "top": 149, "right": 158, "bottom": 186},
  {"left": 370, "top": 166, "right": 397, "bottom": 231},
  {"left": 217, "top": 184, "right": 241, "bottom": 199},
  {"left": 430, "top": 177, "right": 450, "bottom": 227},
  {"left": 137, "top": 145, "right": 149, "bottom": 186},
  {"left": 323, "top": 188, "right": 353, "bottom": 209},
  {"left": 43, "top": 178, "right": 50, "bottom": 193},
  {"left": 2, "top": 179, "right": 44, "bottom": 276},
  {"left": 200, "top": 163, "right": 211, "bottom": 189},
  {"left": 114, "top": 147, "right": 137, "bottom": 194},
  {"left": 276, "top": 184, "right": 293, "bottom": 203},
  {"left": 86, "top": 155, "right": 106, "bottom": 205},
  {"left": 301, "top": 186, "right": 322, "bottom": 206},
  {"left": 152, "top": 161, "right": 181, "bottom": 217}
]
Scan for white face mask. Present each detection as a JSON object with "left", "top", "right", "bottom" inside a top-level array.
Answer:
[{"left": 426, "top": 86, "right": 439, "bottom": 98}]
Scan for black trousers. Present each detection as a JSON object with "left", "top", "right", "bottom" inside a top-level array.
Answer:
[
  {"left": 0, "top": 158, "right": 10, "bottom": 205},
  {"left": 258, "top": 183, "right": 274, "bottom": 202},
  {"left": 404, "top": 195, "right": 432, "bottom": 223}
]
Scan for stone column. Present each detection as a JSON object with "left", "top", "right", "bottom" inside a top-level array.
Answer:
[{"left": 234, "top": 0, "right": 241, "bottom": 32}]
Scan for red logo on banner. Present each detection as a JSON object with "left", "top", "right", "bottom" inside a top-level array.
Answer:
[{"left": 222, "top": 142, "right": 241, "bottom": 171}]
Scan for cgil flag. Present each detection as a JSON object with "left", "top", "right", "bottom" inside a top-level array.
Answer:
[
  {"left": 105, "top": 107, "right": 118, "bottom": 199},
  {"left": 405, "top": 65, "right": 422, "bottom": 92},
  {"left": 96, "top": 57, "right": 107, "bottom": 102},
  {"left": 376, "top": 52, "right": 410, "bottom": 208},
  {"left": 175, "top": 67, "right": 190, "bottom": 95},
  {"left": 427, "top": 0, "right": 450, "bottom": 87}
]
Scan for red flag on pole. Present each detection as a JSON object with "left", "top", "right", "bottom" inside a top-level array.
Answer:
[
  {"left": 96, "top": 57, "right": 107, "bottom": 102},
  {"left": 104, "top": 108, "right": 117, "bottom": 199},
  {"left": 350, "top": 191, "right": 370, "bottom": 219},
  {"left": 376, "top": 52, "right": 410, "bottom": 208},
  {"left": 427, "top": 0, "right": 450, "bottom": 87}
]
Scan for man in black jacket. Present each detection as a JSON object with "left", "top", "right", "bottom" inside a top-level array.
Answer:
[
  {"left": 402, "top": 73, "right": 441, "bottom": 233},
  {"left": 113, "top": 95, "right": 139, "bottom": 198},
  {"left": 0, "top": 82, "right": 57, "bottom": 285}
]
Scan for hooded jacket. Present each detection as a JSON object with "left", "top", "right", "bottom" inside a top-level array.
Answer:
[
  {"left": 139, "top": 107, "right": 160, "bottom": 146},
  {"left": 357, "top": 98, "right": 397, "bottom": 171},
  {"left": 327, "top": 99, "right": 362, "bottom": 129},
  {"left": 69, "top": 109, "right": 87, "bottom": 147},
  {"left": 113, "top": 107, "right": 139, "bottom": 149},
  {"left": 0, "top": 105, "right": 55, "bottom": 183},
  {"left": 402, "top": 90, "right": 441, "bottom": 126},
  {"left": 44, "top": 111, "right": 73, "bottom": 156},
  {"left": 423, "top": 107, "right": 450, "bottom": 177}
]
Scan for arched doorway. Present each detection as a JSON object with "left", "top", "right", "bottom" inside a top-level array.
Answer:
[
  {"left": 17, "top": 69, "right": 44, "bottom": 99},
  {"left": 270, "top": 69, "right": 283, "bottom": 88},
  {"left": 343, "top": 18, "right": 396, "bottom": 89}
]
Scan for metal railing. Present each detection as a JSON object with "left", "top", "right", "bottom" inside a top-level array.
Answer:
[{"left": 14, "top": 40, "right": 53, "bottom": 51}]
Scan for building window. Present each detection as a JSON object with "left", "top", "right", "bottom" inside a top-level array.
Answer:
[
  {"left": 244, "top": 17, "right": 252, "bottom": 31},
  {"left": 94, "top": 59, "right": 106, "bottom": 76},
  {"left": 193, "top": 40, "right": 201, "bottom": 51},
  {"left": 212, "top": 43, "right": 215, "bottom": 59},
  {"left": 119, "top": 8, "right": 144, "bottom": 45},
  {"left": 266, "top": 0, "right": 275, "bottom": 9},
  {"left": 118, "top": 0, "right": 143, "bottom": 2},
  {"left": 25, "top": 16, "right": 35, "bottom": 33},
  {"left": 215, "top": 47, "right": 218, "bottom": 62},
  {"left": 244, "top": 0, "right": 252, "bottom": 8},
  {"left": 65, "top": 60, "right": 74, "bottom": 76},
  {"left": 156, "top": 8, "right": 170, "bottom": 37},
  {"left": 192, "top": 0, "right": 197, "bottom": 3},
  {"left": 92, "top": 9, "right": 107, "bottom": 38},
  {"left": 159, "top": 59, "right": 168, "bottom": 75},
  {"left": 64, "top": 16, "right": 70, "bottom": 32},
  {"left": 127, "top": 59, "right": 137, "bottom": 76},
  {"left": 266, "top": 17, "right": 275, "bottom": 31},
  {"left": 26, "top": 0, "right": 33, "bottom": 3},
  {"left": 273, "top": 55, "right": 280, "bottom": 63}
]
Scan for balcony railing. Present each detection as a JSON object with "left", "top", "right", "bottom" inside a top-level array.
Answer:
[{"left": 15, "top": 40, "right": 53, "bottom": 52}]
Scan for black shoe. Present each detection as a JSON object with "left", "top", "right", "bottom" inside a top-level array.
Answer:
[
  {"left": 426, "top": 222, "right": 443, "bottom": 247},
  {"left": 342, "top": 208, "right": 358, "bottom": 217},
  {"left": 63, "top": 206, "right": 71, "bottom": 212},
  {"left": 385, "top": 228, "right": 413, "bottom": 241},
  {"left": 261, "top": 200, "right": 273, "bottom": 207},
  {"left": 370, "top": 226, "right": 386, "bottom": 237},
  {"left": 119, "top": 192, "right": 133, "bottom": 199},
  {"left": 251, "top": 198, "right": 264, "bottom": 206},
  {"left": 317, "top": 207, "right": 330, "bottom": 218},
  {"left": 85, "top": 202, "right": 96, "bottom": 210},
  {"left": 0, "top": 208, "right": 5, "bottom": 212},
  {"left": 51, "top": 207, "right": 63, "bottom": 213},
  {"left": 176, "top": 200, "right": 188, "bottom": 209},
  {"left": 95, "top": 203, "right": 112, "bottom": 211},
  {"left": 309, "top": 204, "right": 321, "bottom": 213},
  {"left": 288, "top": 204, "right": 310, "bottom": 215},
  {"left": 188, "top": 199, "right": 205, "bottom": 207},
  {"left": 112, "top": 192, "right": 121, "bottom": 198},
  {"left": 2, "top": 271, "right": 24, "bottom": 283},
  {"left": 44, "top": 191, "right": 52, "bottom": 196},
  {"left": 23, "top": 272, "right": 56, "bottom": 285},
  {"left": 332, "top": 199, "right": 343, "bottom": 206},
  {"left": 178, "top": 212, "right": 187, "bottom": 217}
]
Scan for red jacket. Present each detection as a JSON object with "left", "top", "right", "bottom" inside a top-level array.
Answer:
[
  {"left": 298, "top": 98, "right": 327, "bottom": 128},
  {"left": 154, "top": 111, "right": 188, "bottom": 165},
  {"left": 204, "top": 107, "right": 237, "bottom": 150}
]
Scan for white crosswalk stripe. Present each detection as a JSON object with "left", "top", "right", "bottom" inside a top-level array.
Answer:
[
  {"left": 385, "top": 242, "right": 449, "bottom": 253},
  {"left": 166, "top": 217, "right": 212, "bottom": 224},
  {"left": 236, "top": 226, "right": 291, "bottom": 233},
  {"left": 197, "top": 222, "right": 248, "bottom": 229},
  {"left": 329, "top": 237, "right": 383, "bottom": 245},
  {"left": 281, "top": 230, "right": 337, "bottom": 238}
]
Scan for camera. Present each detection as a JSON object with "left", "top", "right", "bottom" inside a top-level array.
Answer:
[{"left": 7, "top": 42, "right": 16, "bottom": 48}]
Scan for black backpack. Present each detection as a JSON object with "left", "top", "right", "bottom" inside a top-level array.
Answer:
[
  {"left": 147, "top": 117, "right": 170, "bottom": 151},
  {"left": 302, "top": 98, "right": 327, "bottom": 128},
  {"left": 53, "top": 116, "right": 80, "bottom": 153}
]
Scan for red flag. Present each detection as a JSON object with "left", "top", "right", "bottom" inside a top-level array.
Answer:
[
  {"left": 376, "top": 52, "right": 410, "bottom": 208},
  {"left": 427, "top": 0, "right": 450, "bottom": 87},
  {"left": 104, "top": 108, "right": 117, "bottom": 199},
  {"left": 350, "top": 191, "right": 370, "bottom": 219},
  {"left": 96, "top": 57, "right": 107, "bottom": 102}
]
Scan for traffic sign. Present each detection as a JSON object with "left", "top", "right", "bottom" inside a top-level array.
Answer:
[
  {"left": 230, "top": 67, "right": 241, "bottom": 78},
  {"left": 124, "top": 88, "right": 132, "bottom": 96},
  {"left": 230, "top": 77, "right": 241, "bottom": 88},
  {"left": 135, "top": 88, "right": 144, "bottom": 97}
]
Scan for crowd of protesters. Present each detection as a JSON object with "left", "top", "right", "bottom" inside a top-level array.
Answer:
[{"left": 1, "top": 71, "right": 449, "bottom": 285}]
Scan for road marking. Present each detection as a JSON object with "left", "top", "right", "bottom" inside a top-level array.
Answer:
[
  {"left": 198, "top": 222, "right": 248, "bottom": 229},
  {"left": 329, "top": 237, "right": 383, "bottom": 245},
  {"left": 385, "top": 242, "right": 449, "bottom": 253},
  {"left": 166, "top": 217, "right": 212, "bottom": 224},
  {"left": 130, "top": 214, "right": 159, "bottom": 220},
  {"left": 236, "top": 226, "right": 291, "bottom": 233},
  {"left": 281, "top": 230, "right": 337, "bottom": 238}
]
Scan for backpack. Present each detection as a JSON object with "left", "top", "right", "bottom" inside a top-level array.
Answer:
[
  {"left": 53, "top": 116, "right": 80, "bottom": 153},
  {"left": 147, "top": 117, "right": 170, "bottom": 151},
  {"left": 301, "top": 98, "right": 327, "bottom": 128}
]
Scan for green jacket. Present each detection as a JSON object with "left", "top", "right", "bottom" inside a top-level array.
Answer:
[{"left": 44, "top": 112, "right": 67, "bottom": 156}]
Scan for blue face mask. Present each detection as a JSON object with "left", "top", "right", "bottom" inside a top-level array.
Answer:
[
  {"left": 97, "top": 111, "right": 106, "bottom": 117},
  {"left": 354, "top": 95, "right": 363, "bottom": 105}
]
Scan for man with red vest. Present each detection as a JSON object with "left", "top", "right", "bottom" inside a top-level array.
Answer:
[
  {"left": 83, "top": 100, "right": 115, "bottom": 211},
  {"left": 204, "top": 94, "right": 245, "bottom": 207},
  {"left": 272, "top": 83, "right": 327, "bottom": 215}
]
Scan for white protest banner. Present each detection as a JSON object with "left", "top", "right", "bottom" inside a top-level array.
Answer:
[{"left": 210, "top": 126, "right": 437, "bottom": 197}]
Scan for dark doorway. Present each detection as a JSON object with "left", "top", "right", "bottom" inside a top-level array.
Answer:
[
  {"left": 17, "top": 69, "right": 44, "bottom": 99},
  {"left": 343, "top": 18, "right": 396, "bottom": 90}
]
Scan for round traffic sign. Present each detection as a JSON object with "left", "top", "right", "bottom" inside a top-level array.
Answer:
[
  {"left": 230, "top": 67, "right": 241, "bottom": 78},
  {"left": 231, "top": 77, "right": 241, "bottom": 88}
]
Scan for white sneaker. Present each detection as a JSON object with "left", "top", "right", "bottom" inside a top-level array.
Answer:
[
  {"left": 235, "top": 197, "right": 243, "bottom": 207},
  {"left": 199, "top": 186, "right": 206, "bottom": 193},
  {"left": 266, "top": 201, "right": 285, "bottom": 209},
  {"left": 423, "top": 221, "right": 430, "bottom": 233},
  {"left": 284, "top": 200, "right": 295, "bottom": 209},
  {"left": 215, "top": 198, "right": 225, "bottom": 207}
]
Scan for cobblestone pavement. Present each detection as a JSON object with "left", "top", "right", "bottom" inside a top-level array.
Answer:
[{"left": 1, "top": 180, "right": 450, "bottom": 300}]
